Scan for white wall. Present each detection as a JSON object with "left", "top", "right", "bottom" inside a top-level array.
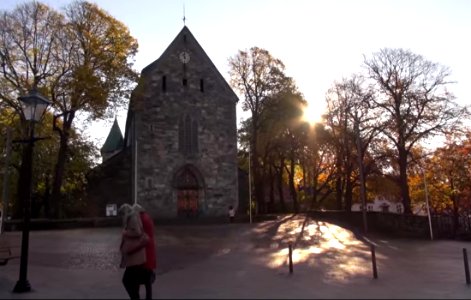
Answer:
[{"left": 352, "top": 197, "right": 404, "bottom": 214}]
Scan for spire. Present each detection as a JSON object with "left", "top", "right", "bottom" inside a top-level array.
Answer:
[
  {"left": 183, "top": 3, "right": 186, "bottom": 26},
  {"left": 100, "top": 117, "right": 124, "bottom": 160}
]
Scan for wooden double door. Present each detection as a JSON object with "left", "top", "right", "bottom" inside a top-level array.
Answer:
[
  {"left": 177, "top": 189, "right": 199, "bottom": 217},
  {"left": 174, "top": 166, "right": 201, "bottom": 218}
]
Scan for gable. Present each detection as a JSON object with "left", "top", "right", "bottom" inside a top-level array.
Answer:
[
  {"left": 140, "top": 26, "right": 238, "bottom": 103},
  {"left": 123, "top": 26, "right": 239, "bottom": 146}
]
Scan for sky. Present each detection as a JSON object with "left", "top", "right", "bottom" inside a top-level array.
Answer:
[{"left": 2, "top": 0, "right": 471, "bottom": 149}]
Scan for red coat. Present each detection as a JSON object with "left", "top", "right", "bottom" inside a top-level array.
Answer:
[{"left": 140, "top": 211, "right": 157, "bottom": 270}]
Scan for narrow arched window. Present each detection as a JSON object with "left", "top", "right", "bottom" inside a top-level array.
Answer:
[
  {"left": 179, "top": 114, "right": 199, "bottom": 155},
  {"left": 178, "top": 117, "right": 184, "bottom": 152},
  {"left": 185, "top": 115, "right": 192, "bottom": 153},
  {"left": 191, "top": 120, "right": 198, "bottom": 152}
]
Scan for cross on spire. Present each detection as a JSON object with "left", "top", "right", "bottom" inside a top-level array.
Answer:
[{"left": 183, "top": 3, "right": 186, "bottom": 25}]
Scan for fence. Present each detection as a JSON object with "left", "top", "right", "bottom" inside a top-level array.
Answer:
[
  {"left": 308, "top": 210, "right": 471, "bottom": 240},
  {"left": 432, "top": 214, "right": 471, "bottom": 239}
]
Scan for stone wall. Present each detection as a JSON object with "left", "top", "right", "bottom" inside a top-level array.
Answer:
[{"left": 85, "top": 148, "right": 132, "bottom": 217}]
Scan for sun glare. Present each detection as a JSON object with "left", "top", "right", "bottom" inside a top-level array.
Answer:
[{"left": 303, "top": 103, "right": 322, "bottom": 125}]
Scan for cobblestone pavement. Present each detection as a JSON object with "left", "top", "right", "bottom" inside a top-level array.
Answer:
[{"left": 1, "top": 214, "right": 470, "bottom": 299}]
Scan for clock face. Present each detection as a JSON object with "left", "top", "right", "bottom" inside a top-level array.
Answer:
[{"left": 179, "top": 51, "right": 190, "bottom": 64}]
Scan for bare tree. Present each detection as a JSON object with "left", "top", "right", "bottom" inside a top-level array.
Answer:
[
  {"left": 325, "top": 75, "right": 380, "bottom": 215},
  {"left": 364, "top": 48, "right": 469, "bottom": 214}
]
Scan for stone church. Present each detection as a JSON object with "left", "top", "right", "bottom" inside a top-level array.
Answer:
[{"left": 86, "top": 26, "right": 241, "bottom": 219}]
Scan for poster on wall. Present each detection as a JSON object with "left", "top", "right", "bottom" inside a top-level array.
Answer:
[{"left": 106, "top": 204, "right": 117, "bottom": 217}]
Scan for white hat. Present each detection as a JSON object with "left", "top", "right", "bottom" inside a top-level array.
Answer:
[{"left": 119, "top": 203, "right": 133, "bottom": 214}]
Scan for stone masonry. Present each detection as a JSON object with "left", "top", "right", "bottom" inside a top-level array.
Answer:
[{"left": 124, "top": 26, "right": 239, "bottom": 219}]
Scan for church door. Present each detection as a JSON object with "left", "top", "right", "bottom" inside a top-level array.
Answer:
[
  {"left": 175, "top": 168, "right": 199, "bottom": 217},
  {"left": 177, "top": 189, "right": 198, "bottom": 217}
]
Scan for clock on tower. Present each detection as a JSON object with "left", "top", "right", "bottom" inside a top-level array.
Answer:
[{"left": 179, "top": 51, "right": 190, "bottom": 64}]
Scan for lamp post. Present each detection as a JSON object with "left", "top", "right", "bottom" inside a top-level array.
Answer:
[
  {"left": 13, "top": 89, "right": 51, "bottom": 293},
  {"left": 423, "top": 169, "right": 434, "bottom": 240},
  {"left": 248, "top": 144, "right": 252, "bottom": 224}
]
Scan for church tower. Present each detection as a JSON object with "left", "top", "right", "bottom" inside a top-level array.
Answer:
[{"left": 121, "top": 26, "right": 239, "bottom": 218}]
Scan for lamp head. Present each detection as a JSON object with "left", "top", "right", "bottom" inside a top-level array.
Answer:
[{"left": 19, "top": 89, "right": 51, "bottom": 122}]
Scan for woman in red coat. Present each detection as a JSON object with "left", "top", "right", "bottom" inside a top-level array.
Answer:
[
  {"left": 135, "top": 203, "right": 156, "bottom": 300},
  {"left": 119, "top": 203, "right": 156, "bottom": 300}
]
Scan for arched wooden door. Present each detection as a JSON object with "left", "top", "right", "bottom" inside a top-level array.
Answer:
[
  {"left": 175, "top": 167, "right": 199, "bottom": 217},
  {"left": 177, "top": 189, "right": 198, "bottom": 217}
]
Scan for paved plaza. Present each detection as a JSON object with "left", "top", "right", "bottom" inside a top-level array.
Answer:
[{"left": 0, "top": 214, "right": 470, "bottom": 299}]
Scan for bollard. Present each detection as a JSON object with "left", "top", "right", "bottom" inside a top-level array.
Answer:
[
  {"left": 371, "top": 244, "right": 378, "bottom": 279},
  {"left": 464, "top": 248, "right": 470, "bottom": 285},
  {"left": 288, "top": 243, "right": 293, "bottom": 274}
]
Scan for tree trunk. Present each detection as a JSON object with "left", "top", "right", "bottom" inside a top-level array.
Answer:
[
  {"left": 450, "top": 179, "right": 459, "bottom": 237},
  {"left": 277, "top": 158, "right": 286, "bottom": 212},
  {"left": 268, "top": 166, "right": 275, "bottom": 213},
  {"left": 345, "top": 172, "right": 353, "bottom": 212},
  {"left": 50, "top": 111, "right": 75, "bottom": 219},
  {"left": 452, "top": 196, "right": 459, "bottom": 237},
  {"left": 310, "top": 172, "right": 318, "bottom": 210},
  {"left": 250, "top": 119, "right": 266, "bottom": 214},
  {"left": 355, "top": 120, "right": 367, "bottom": 233},
  {"left": 335, "top": 152, "right": 343, "bottom": 210},
  {"left": 288, "top": 155, "right": 298, "bottom": 213},
  {"left": 398, "top": 147, "right": 412, "bottom": 214},
  {"left": 43, "top": 174, "right": 50, "bottom": 219}
]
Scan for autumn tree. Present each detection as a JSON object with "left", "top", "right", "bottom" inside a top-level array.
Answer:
[
  {"left": 229, "top": 47, "right": 292, "bottom": 214},
  {"left": 422, "top": 134, "right": 471, "bottom": 235},
  {"left": 0, "top": 108, "right": 97, "bottom": 219},
  {"left": 0, "top": 1, "right": 138, "bottom": 218},
  {"left": 261, "top": 87, "right": 307, "bottom": 212},
  {"left": 302, "top": 122, "right": 337, "bottom": 210},
  {"left": 43, "top": 0, "right": 138, "bottom": 218},
  {"left": 0, "top": 2, "right": 64, "bottom": 219},
  {"left": 363, "top": 48, "right": 469, "bottom": 214}
]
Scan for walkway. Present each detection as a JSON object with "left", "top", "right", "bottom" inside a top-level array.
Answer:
[{"left": 0, "top": 214, "right": 470, "bottom": 299}]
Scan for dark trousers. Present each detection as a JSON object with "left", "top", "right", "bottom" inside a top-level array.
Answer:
[{"left": 122, "top": 265, "right": 154, "bottom": 300}]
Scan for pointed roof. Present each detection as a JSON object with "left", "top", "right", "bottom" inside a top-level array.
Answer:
[
  {"left": 141, "top": 26, "right": 238, "bottom": 102},
  {"left": 101, "top": 117, "right": 124, "bottom": 154},
  {"left": 123, "top": 25, "right": 239, "bottom": 146}
]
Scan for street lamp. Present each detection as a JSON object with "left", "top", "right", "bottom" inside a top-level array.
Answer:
[
  {"left": 248, "top": 144, "right": 252, "bottom": 224},
  {"left": 423, "top": 168, "right": 434, "bottom": 240},
  {"left": 13, "top": 88, "right": 51, "bottom": 293}
]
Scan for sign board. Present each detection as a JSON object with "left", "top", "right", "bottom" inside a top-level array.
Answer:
[{"left": 105, "top": 204, "right": 117, "bottom": 217}]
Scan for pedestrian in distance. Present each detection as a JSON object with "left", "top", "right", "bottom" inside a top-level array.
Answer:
[{"left": 228, "top": 205, "right": 235, "bottom": 223}]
